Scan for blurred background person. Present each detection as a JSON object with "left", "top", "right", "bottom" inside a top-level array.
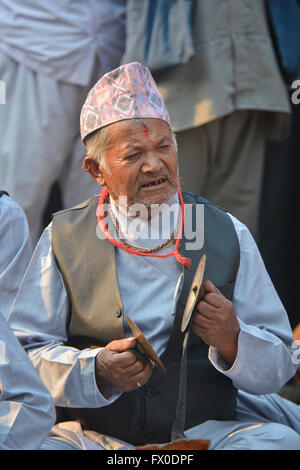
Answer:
[
  {"left": 0, "top": 190, "right": 32, "bottom": 319},
  {"left": 0, "top": 0, "right": 126, "bottom": 245},
  {"left": 258, "top": 0, "right": 300, "bottom": 332},
  {"left": 0, "top": 190, "right": 55, "bottom": 449},
  {"left": 122, "top": 0, "right": 291, "bottom": 237},
  {"left": 258, "top": 0, "right": 300, "bottom": 403},
  {"left": 0, "top": 309, "right": 56, "bottom": 449}
]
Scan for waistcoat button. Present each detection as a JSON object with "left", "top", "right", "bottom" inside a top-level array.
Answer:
[
  {"left": 146, "top": 388, "right": 153, "bottom": 398},
  {"left": 145, "top": 432, "right": 154, "bottom": 442},
  {"left": 115, "top": 308, "right": 122, "bottom": 317}
]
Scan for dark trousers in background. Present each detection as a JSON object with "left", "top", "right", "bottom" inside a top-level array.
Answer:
[{"left": 258, "top": 102, "right": 300, "bottom": 330}]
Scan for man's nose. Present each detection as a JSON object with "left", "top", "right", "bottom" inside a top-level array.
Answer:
[{"left": 142, "top": 151, "right": 163, "bottom": 172}]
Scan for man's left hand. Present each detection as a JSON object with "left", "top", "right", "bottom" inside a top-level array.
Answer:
[{"left": 192, "top": 280, "right": 240, "bottom": 366}]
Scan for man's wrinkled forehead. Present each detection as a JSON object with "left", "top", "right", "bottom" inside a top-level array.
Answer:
[{"left": 103, "top": 117, "right": 173, "bottom": 150}]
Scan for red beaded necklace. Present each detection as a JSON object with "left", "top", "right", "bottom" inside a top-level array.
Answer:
[{"left": 97, "top": 186, "right": 192, "bottom": 269}]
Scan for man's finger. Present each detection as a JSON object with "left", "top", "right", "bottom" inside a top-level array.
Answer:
[
  {"left": 192, "top": 312, "right": 217, "bottom": 333},
  {"left": 104, "top": 337, "right": 136, "bottom": 353},
  {"left": 113, "top": 349, "right": 140, "bottom": 368},
  {"left": 130, "top": 360, "right": 153, "bottom": 387},
  {"left": 203, "top": 292, "right": 225, "bottom": 308},
  {"left": 197, "top": 293, "right": 224, "bottom": 314},
  {"left": 204, "top": 280, "right": 222, "bottom": 295}
]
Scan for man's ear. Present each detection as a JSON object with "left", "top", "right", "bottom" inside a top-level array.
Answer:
[{"left": 83, "top": 157, "right": 105, "bottom": 186}]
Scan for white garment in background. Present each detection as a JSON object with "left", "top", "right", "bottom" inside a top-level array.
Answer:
[{"left": 0, "top": 0, "right": 126, "bottom": 244}]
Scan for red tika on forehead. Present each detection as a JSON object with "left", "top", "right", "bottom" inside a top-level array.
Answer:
[{"left": 142, "top": 123, "right": 149, "bottom": 136}]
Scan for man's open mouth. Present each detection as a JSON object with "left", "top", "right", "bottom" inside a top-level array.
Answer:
[{"left": 140, "top": 177, "right": 168, "bottom": 188}]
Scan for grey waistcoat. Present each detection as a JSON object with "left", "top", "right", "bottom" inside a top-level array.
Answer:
[{"left": 52, "top": 191, "right": 240, "bottom": 446}]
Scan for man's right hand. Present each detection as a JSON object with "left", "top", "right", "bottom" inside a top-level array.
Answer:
[{"left": 95, "top": 337, "right": 153, "bottom": 393}]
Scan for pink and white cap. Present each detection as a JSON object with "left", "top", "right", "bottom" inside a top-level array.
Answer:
[{"left": 80, "top": 62, "right": 171, "bottom": 144}]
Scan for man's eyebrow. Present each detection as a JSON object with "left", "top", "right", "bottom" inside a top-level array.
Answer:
[
  {"left": 121, "top": 135, "right": 172, "bottom": 151},
  {"left": 158, "top": 136, "right": 172, "bottom": 144},
  {"left": 122, "top": 142, "right": 143, "bottom": 151}
]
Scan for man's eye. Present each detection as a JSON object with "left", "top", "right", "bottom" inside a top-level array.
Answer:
[
  {"left": 125, "top": 152, "right": 141, "bottom": 160},
  {"left": 158, "top": 145, "right": 170, "bottom": 151}
]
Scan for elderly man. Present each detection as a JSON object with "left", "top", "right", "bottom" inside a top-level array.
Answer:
[
  {"left": 0, "top": 191, "right": 55, "bottom": 449},
  {"left": 8, "top": 63, "right": 300, "bottom": 450}
]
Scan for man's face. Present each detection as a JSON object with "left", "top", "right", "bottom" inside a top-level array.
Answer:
[{"left": 94, "top": 118, "right": 178, "bottom": 208}]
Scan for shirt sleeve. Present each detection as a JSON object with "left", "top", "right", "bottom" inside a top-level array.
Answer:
[
  {"left": 208, "top": 213, "right": 299, "bottom": 394},
  {"left": 0, "top": 195, "right": 33, "bottom": 320},
  {"left": 0, "top": 311, "right": 56, "bottom": 449},
  {"left": 8, "top": 223, "right": 122, "bottom": 409}
]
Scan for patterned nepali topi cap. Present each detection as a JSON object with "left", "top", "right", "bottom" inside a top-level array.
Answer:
[{"left": 80, "top": 61, "right": 171, "bottom": 144}]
